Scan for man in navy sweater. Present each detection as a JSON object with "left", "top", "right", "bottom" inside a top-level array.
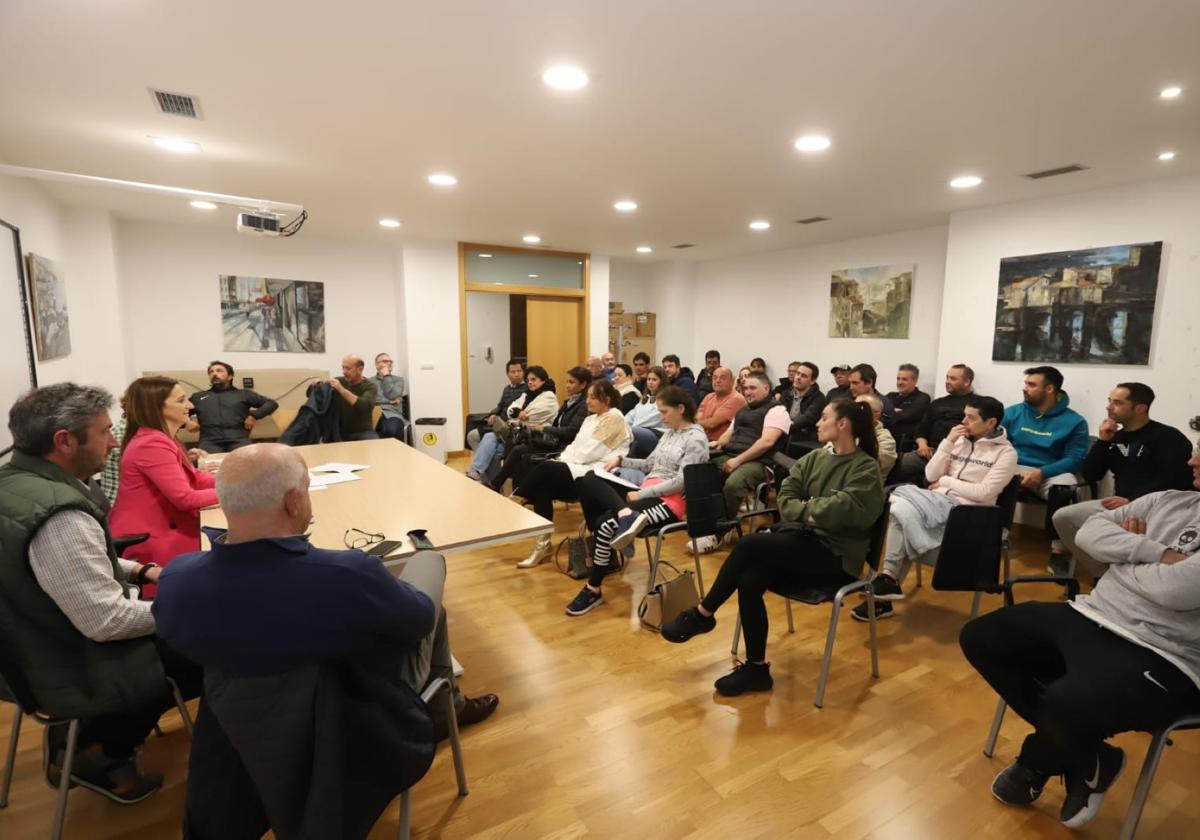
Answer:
[
  {"left": 152, "top": 444, "right": 497, "bottom": 733},
  {"left": 1053, "top": 382, "right": 1194, "bottom": 577}
]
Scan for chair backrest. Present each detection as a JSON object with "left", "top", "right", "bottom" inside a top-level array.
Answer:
[
  {"left": 932, "top": 503, "right": 1004, "bottom": 591},
  {"left": 997, "top": 475, "right": 1021, "bottom": 531},
  {"left": 864, "top": 501, "right": 891, "bottom": 572},
  {"left": 682, "top": 462, "right": 727, "bottom": 538},
  {"left": 0, "top": 640, "right": 43, "bottom": 714}
]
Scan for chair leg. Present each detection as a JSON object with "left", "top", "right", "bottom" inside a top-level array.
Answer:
[
  {"left": 969, "top": 591, "right": 983, "bottom": 620},
  {"left": 441, "top": 688, "right": 468, "bottom": 797},
  {"left": 785, "top": 598, "right": 795, "bottom": 633},
  {"left": 0, "top": 705, "right": 22, "bottom": 808},
  {"left": 814, "top": 598, "right": 844, "bottom": 709},
  {"left": 398, "top": 788, "right": 411, "bottom": 840},
  {"left": 1119, "top": 729, "right": 1173, "bottom": 840},
  {"left": 916, "top": 560, "right": 923, "bottom": 589},
  {"left": 730, "top": 613, "right": 742, "bottom": 657},
  {"left": 169, "top": 677, "right": 195, "bottom": 738},
  {"left": 51, "top": 719, "right": 78, "bottom": 840},
  {"left": 691, "top": 540, "right": 705, "bottom": 594},
  {"left": 983, "top": 698, "right": 1007, "bottom": 757},
  {"left": 866, "top": 589, "right": 880, "bottom": 679},
  {"left": 648, "top": 536, "right": 663, "bottom": 591}
]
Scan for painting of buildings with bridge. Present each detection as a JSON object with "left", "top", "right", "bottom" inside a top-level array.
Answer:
[
  {"left": 219, "top": 275, "right": 326, "bottom": 353},
  {"left": 992, "top": 242, "right": 1162, "bottom": 365},
  {"left": 829, "top": 263, "right": 913, "bottom": 338}
]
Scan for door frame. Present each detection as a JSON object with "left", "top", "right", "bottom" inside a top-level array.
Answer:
[{"left": 458, "top": 241, "right": 590, "bottom": 431}]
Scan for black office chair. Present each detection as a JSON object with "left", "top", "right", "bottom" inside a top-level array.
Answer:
[{"left": 730, "top": 502, "right": 891, "bottom": 708}]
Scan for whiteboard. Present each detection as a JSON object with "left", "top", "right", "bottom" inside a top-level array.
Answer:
[{"left": 0, "top": 219, "right": 38, "bottom": 456}]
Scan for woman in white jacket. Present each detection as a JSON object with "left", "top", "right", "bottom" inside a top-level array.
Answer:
[
  {"left": 467, "top": 365, "right": 558, "bottom": 481},
  {"left": 854, "top": 395, "right": 1018, "bottom": 621},
  {"left": 513, "top": 378, "right": 632, "bottom": 567}
]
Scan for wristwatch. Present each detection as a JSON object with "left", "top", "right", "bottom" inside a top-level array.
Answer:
[{"left": 131, "top": 562, "right": 160, "bottom": 586}]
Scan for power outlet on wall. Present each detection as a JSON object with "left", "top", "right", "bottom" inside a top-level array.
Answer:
[{"left": 242, "top": 377, "right": 254, "bottom": 389}]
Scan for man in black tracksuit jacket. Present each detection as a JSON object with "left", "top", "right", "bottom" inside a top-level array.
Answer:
[{"left": 189, "top": 361, "right": 279, "bottom": 452}]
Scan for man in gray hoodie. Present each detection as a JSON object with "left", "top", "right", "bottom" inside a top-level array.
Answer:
[{"left": 959, "top": 445, "right": 1200, "bottom": 830}]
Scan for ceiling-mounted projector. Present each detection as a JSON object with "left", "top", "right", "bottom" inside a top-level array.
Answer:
[{"left": 236, "top": 211, "right": 282, "bottom": 237}]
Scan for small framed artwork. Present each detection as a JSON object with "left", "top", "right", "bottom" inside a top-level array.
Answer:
[{"left": 26, "top": 253, "right": 71, "bottom": 361}]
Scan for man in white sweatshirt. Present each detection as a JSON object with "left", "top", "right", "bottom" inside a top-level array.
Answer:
[{"left": 960, "top": 445, "right": 1200, "bottom": 830}]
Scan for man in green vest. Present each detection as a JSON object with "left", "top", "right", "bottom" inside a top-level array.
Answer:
[{"left": 0, "top": 383, "right": 194, "bottom": 804}]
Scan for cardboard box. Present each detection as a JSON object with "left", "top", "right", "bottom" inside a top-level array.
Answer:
[
  {"left": 635, "top": 311, "right": 656, "bottom": 337},
  {"left": 609, "top": 312, "right": 636, "bottom": 331},
  {"left": 608, "top": 300, "right": 624, "bottom": 313},
  {"left": 621, "top": 337, "right": 656, "bottom": 364}
]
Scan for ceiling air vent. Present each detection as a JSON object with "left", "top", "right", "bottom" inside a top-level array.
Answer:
[
  {"left": 150, "top": 89, "right": 201, "bottom": 119},
  {"left": 671, "top": 243, "right": 695, "bottom": 249},
  {"left": 795, "top": 216, "right": 830, "bottom": 225},
  {"left": 1023, "top": 164, "right": 1088, "bottom": 180}
]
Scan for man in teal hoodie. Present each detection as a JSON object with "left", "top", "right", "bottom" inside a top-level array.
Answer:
[{"left": 1002, "top": 366, "right": 1090, "bottom": 573}]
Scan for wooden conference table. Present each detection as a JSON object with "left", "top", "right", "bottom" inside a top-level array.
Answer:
[{"left": 200, "top": 438, "right": 552, "bottom": 565}]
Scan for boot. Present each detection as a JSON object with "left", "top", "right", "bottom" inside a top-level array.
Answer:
[{"left": 517, "top": 535, "right": 553, "bottom": 568}]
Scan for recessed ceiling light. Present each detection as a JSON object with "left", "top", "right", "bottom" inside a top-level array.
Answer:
[
  {"left": 528, "top": 274, "right": 539, "bottom": 278},
  {"left": 523, "top": 234, "right": 541, "bottom": 244},
  {"left": 749, "top": 220, "right": 771, "bottom": 231},
  {"left": 151, "top": 136, "right": 200, "bottom": 153},
  {"left": 1160, "top": 86, "right": 1183, "bottom": 99},
  {"left": 950, "top": 175, "right": 983, "bottom": 189},
  {"left": 614, "top": 200, "right": 638, "bottom": 212},
  {"left": 542, "top": 65, "right": 589, "bottom": 91},
  {"left": 793, "top": 134, "right": 832, "bottom": 152},
  {"left": 189, "top": 200, "right": 217, "bottom": 210},
  {"left": 479, "top": 253, "right": 493, "bottom": 258},
  {"left": 636, "top": 245, "right": 653, "bottom": 253},
  {"left": 378, "top": 218, "right": 402, "bottom": 228},
  {"left": 1158, "top": 150, "right": 1176, "bottom": 161},
  {"left": 428, "top": 173, "right": 457, "bottom": 187}
]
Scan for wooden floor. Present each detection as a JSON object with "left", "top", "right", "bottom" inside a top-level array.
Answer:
[{"left": 2, "top": 453, "right": 1197, "bottom": 839}]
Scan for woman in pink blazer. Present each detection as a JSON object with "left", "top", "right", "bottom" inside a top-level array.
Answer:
[{"left": 110, "top": 376, "right": 218, "bottom": 574}]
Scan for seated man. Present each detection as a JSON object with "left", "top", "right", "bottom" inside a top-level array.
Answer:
[
  {"left": 780, "top": 361, "right": 827, "bottom": 451},
  {"left": 853, "top": 396, "right": 1016, "bottom": 621},
  {"left": 1054, "top": 382, "right": 1194, "bottom": 578},
  {"left": 601, "top": 351, "right": 618, "bottom": 380},
  {"left": 0, "top": 383, "right": 201, "bottom": 803},
  {"left": 696, "top": 349, "right": 721, "bottom": 397},
  {"left": 885, "top": 363, "right": 931, "bottom": 452},
  {"left": 691, "top": 371, "right": 790, "bottom": 553},
  {"left": 960, "top": 448, "right": 1200, "bottom": 830},
  {"left": 586, "top": 355, "right": 605, "bottom": 381},
  {"left": 826, "top": 363, "right": 852, "bottom": 403},
  {"left": 696, "top": 366, "right": 746, "bottom": 443},
  {"left": 369, "top": 352, "right": 407, "bottom": 440},
  {"left": 631, "top": 351, "right": 651, "bottom": 394},
  {"left": 844, "top": 393, "right": 897, "bottom": 477},
  {"left": 467, "top": 358, "right": 526, "bottom": 450},
  {"left": 847, "top": 363, "right": 895, "bottom": 429},
  {"left": 1002, "top": 366, "right": 1089, "bottom": 575},
  {"left": 771, "top": 361, "right": 800, "bottom": 401},
  {"left": 662, "top": 354, "right": 700, "bottom": 403},
  {"left": 892, "top": 363, "right": 975, "bottom": 484},
  {"left": 308, "top": 354, "right": 380, "bottom": 441},
  {"left": 153, "top": 444, "right": 498, "bottom": 741},
  {"left": 188, "top": 360, "right": 278, "bottom": 453}
]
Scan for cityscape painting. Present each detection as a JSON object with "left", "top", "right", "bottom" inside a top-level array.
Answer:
[
  {"left": 219, "top": 275, "right": 326, "bottom": 353},
  {"left": 829, "top": 263, "right": 913, "bottom": 338},
  {"left": 26, "top": 253, "right": 72, "bottom": 361},
  {"left": 992, "top": 242, "right": 1162, "bottom": 365}
]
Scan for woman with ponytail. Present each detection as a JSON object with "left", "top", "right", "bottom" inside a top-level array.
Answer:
[{"left": 660, "top": 398, "right": 884, "bottom": 697}]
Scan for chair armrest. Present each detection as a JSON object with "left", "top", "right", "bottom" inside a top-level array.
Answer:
[{"left": 113, "top": 533, "right": 151, "bottom": 557}]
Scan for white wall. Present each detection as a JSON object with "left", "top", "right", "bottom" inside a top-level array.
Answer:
[
  {"left": 667, "top": 225, "right": 950, "bottom": 387},
  {"left": 587, "top": 255, "right": 610, "bottom": 357},
  {"left": 608, "top": 260, "right": 657, "bottom": 313},
  {"left": 464, "top": 291, "right": 512, "bottom": 413},
  {"left": 116, "top": 219, "right": 400, "bottom": 385},
  {"left": 938, "top": 176, "right": 1200, "bottom": 434}
]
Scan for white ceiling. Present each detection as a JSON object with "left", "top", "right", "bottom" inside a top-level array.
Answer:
[{"left": 1, "top": 0, "right": 1197, "bottom": 260}]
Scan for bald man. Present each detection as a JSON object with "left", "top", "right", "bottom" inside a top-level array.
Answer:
[
  {"left": 153, "top": 444, "right": 498, "bottom": 737},
  {"left": 586, "top": 355, "right": 604, "bottom": 380},
  {"left": 309, "top": 354, "right": 379, "bottom": 440}
]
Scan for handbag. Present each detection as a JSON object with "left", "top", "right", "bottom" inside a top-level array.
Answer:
[
  {"left": 638, "top": 561, "right": 700, "bottom": 632},
  {"left": 554, "top": 535, "right": 590, "bottom": 580}
]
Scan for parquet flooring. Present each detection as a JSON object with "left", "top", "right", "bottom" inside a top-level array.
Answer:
[{"left": 1, "top": 453, "right": 1196, "bottom": 838}]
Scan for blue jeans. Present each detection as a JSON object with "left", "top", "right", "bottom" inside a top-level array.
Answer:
[
  {"left": 377, "top": 416, "right": 406, "bottom": 440},
  {"left": 629, "top": 426, "right": 660, "bottom": 458},
  {"left": 469, "top": 431, "right": 505, "bottom": 475}
]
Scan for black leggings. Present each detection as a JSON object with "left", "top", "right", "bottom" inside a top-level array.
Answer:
[
  {"left": 515, "top": 460, "right": 579, "bottom": 521},
  {"left": 701, "top": 531, "right": 853, "bottom": 663},
  {"left": 576, "top": 471, "right": 631, "bottom": 531},
  {"left": 960, "top": 601, "right": 1200, "bottom": 775}
]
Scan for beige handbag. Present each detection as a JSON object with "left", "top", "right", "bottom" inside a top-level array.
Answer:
[{"left": 638, "top": 561, "right": 700, "bottom": 632}]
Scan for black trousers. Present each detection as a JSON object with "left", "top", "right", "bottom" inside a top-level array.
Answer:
[
  {"left": 494, "top": 443, "right": 538, "bottom": 488},
  {"left": 701, "top": 531, "right": 852, "bottom": 662},
  {"left": 197, "top": 436, "right": 252, "bottom": 454},
  {"left": 960, "top": 601, "right": 1200, "bottom": 775},
  {"left": 575, "top": 472, "right": 631, "bottom": 531},
  {"left": 515, "top": 461, "right": 579, "bottom": 521}
]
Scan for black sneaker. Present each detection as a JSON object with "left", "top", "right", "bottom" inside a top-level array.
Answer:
[
  {"left": 1060, "top": 743, "right": 1125, "bottom": 828},
  {"left": 714, "top": 661, "right": 773, "bottom": 696},
  {"left": 565, "top": 585, "right": 604, "bottom": 616},
  {"left": 47, "top": 738, "right": 163, "bottom": 805},
  {"left": 661, "top": 607, "right": 716, "bottom": 643},
  {"left": 991, "top": 759, "right": 1051, "bottom": 806},
  {"left": 851, "top": 600, "right": 894, "bottom": 622},
  {"left": 869, "top": 575, "right": 904, "bottom": 601},
  {"left": 1048, "top": 553, "right": 1071, "bottom": 577}
]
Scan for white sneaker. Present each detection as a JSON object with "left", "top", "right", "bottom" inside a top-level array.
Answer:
[
  {"left": 686, "top": 535, "right": 720, "bottom": 554},
  {"left": 517, "top": 536, "right": 553, "bottom": 568},
  {"left": 465, "top": 468, "right": 482, "bottom": 481},
  {"left": 609, "top": 513, "right": 650, "bottom": 553}
]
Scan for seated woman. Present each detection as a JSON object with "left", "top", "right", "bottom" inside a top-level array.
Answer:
[
  {"left": 735, "top": 366, "right": 751, "bottom": 397},
  {"left": 110, "top": 376, "right": 219, "bottom": 587},
  {"left": 853, "top": 395, "right": 1017, "bottom": 621},
  {"left": 624, "top": 365, "right": 667, "bottom": 458},
  {"left": 513, "top": 379, "right": 632, "bottom": 568},
  {"left": 611, "top": 363, "right": 641, "bottom": 414},
  {"left": 486, "top": 366, "right": 592, "bottom": 491},
  {"left": 466, "top": 365, "right": 557, "bottom": 482},
  {"left": 565, "top": 386, "right": 710, "bottom": 616},
  {"left": 661, "top": 400, "right": 885, "bottom": 697}
]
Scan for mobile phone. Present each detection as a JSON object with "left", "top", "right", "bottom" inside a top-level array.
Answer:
[
  {"left": 366, "top": 540, "right": 403, "bottom": 558},
  {"left": 407, "top": 529, "right": 434, "bottom": 551}
]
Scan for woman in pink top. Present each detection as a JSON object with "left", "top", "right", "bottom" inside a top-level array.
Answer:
[{"left": 110, "top": 377, "right": 218, "bottom": 576}]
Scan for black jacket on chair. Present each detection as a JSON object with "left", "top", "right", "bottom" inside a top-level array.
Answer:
[
  {"left": 538, "top": 393, "right": 588, "bottom": 448},
  {"left": 279, "top": 383, "right": 341, "bottom": 446}
]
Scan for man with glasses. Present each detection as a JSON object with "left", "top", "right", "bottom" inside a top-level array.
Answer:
[{"left": 369, "top": 352, "right": 407, "bottom": 440}]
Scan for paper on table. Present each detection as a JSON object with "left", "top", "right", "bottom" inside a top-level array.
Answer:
[
  {"left": 590, "top": 465, "right": 640, "bottom": 490},
  {"left": 308, "top": 470, "right": 360, "bottom": 488},
  {"left": 309, "top": 462, "right": 371, "bottom": 473}
]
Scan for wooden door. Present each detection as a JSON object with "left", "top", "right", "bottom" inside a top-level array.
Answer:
[{"left": 525, "top": 297, "right": 584, "bottom": 401}]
